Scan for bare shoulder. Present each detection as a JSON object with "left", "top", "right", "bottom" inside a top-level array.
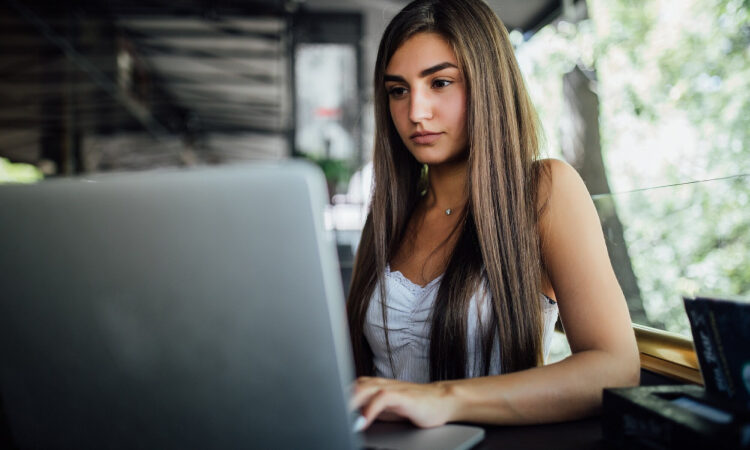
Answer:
[
  {"left": 535, "top": 159, "right": 639, "bottom": 381},
  {"left": 534, "top": 158, "right": 617, "bottom": 310},
  {"left": 536, "top": 158, "right": 587, "bottom": 197},
  {"left": 535, "top": 158, "right": 593, "bottom": 233}
]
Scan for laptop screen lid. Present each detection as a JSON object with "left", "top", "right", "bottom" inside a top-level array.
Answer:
[{"left": 0, "top": 161, "right": 359, "bottom": 449}]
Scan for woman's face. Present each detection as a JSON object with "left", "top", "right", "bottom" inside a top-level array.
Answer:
[{"left": 384, "top": 32, "right": 468, "bottom": 166}]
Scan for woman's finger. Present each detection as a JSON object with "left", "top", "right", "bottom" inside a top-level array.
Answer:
[
  {"left": 350, "top": 383, "right": 381, "bottom": 411},
  {"left": 360, "top": 389, "right": 391, "bottom": 429},
  {"left": 360, "top": 389, "right": 410, "bottom": 429},
  {"left": 350, "top": 377, "right": 405, "bottom": 410}
]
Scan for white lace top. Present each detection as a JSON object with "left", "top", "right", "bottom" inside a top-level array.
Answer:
[{"left": 363, "top": 266, "right": 559, "bottom": 383}]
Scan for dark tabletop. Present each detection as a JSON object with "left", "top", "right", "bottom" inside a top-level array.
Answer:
[{"left": 474, "top": 416, "right": 604, "bottom": 450}]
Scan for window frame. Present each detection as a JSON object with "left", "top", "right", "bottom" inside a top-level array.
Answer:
[{"left": 633, "top": 323, "right": 702, "bottom": 385}]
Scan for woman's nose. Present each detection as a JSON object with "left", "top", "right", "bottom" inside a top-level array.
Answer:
[{"left": 408, "top": 89, "right": 433, "bottom": 123}]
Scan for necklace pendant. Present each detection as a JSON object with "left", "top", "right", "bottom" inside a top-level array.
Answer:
[{"left": 445, "top": 208, "right": 452, "bottom": 216}]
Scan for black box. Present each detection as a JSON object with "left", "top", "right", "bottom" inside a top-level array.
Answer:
[
  {"left": 603, "top": 294, "right": 750, "bottom": 448},
  {"left": 603, "top": 384, "right": 750, "bottom": 449},
  {"left": 684, "top": 295, "right": 750, "bottom": 410}
]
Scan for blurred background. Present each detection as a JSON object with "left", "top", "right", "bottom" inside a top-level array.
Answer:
[{"left": 1, "top": 0, "right": 748, "bottom": 340}]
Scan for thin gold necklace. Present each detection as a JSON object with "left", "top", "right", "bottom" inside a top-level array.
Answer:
[{"left": 420, "top": 184, "right": 455, "bottom": 216}]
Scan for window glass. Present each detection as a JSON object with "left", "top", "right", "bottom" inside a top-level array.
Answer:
[
  {"left": 516, "top": 0, "right": 750, "bottom": 335},
  {"left": 295, "top": 43, "right": 358, "bottom": 197}
]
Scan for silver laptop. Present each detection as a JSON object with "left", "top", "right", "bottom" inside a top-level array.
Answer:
[{"left": 0, "top": 160, "right": 484, "bottom": 449}]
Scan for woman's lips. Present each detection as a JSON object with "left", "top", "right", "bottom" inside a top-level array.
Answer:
[{"left": 410, "top": 132, "right": 442, "bottom": 145}]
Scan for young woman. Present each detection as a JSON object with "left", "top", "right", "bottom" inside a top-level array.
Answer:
[{"left": 347, "top": 0, "right": 640, "bottom": 429}]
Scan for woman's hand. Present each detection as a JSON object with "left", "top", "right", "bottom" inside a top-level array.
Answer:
[{"left": 351, "top": 376, "right": 457, "bottom": 430}]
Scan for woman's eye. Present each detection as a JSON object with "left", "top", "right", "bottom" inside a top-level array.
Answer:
[
  {"left": 388, "top": 86, "right": 407, "bottom": 98},
  {"left": 432, "top": 79, "right": 452, "bottom": 89}
]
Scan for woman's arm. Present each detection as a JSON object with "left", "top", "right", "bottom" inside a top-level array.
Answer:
[{"left": 353, "top": 159, "right": 640, "bottom": 428}]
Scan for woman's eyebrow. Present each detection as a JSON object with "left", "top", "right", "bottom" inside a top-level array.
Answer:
[
  {"left": 383, "top": 62, "right": 458, "bottom": 83},
  {"left": 419, "top": 62, "right": 458, "bottom": 77}
]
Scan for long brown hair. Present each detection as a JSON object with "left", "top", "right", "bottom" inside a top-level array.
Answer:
[{"left": 346, "top": 0, "right": 547, "bottom": 381}]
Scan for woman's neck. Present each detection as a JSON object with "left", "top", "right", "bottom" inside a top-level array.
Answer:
[{"left": 423, "top": 159, "right": 468, "bottom": 214}]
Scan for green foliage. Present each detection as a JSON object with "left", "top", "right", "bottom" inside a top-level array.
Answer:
[
  {"left": 518, "top": 0, "right": 750, "bottom": 335},
  {"left": 302, "top": 153, "right": 353, "bottom": 196},
  {"left": 0, "top": 158, "right": 43, "bottom": 184}
]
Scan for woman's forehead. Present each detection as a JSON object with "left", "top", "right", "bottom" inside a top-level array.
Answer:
[{"left": 385, "top": 32, "right": 459, "bottom": 76}]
